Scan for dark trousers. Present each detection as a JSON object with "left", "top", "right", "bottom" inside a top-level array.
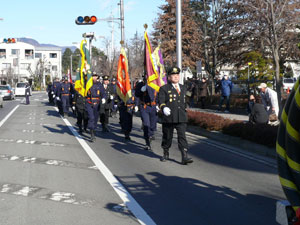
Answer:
[
  {"left": 140, "top": 106, "right": 157, "bottom": 139},
  {"left": 77, "top": 110, "right": 88, "bottom": 130},
  {"left": 218, "top": 95, "right": 230, "bottom": 111},
  {"left": 86, "top": 103, "right": 99, "bottom": 130},
  {"left": 61, "top": 95, "right": 70, "bottom": 113},
  {"left": 161, "top": 122, "right": 188, "bottom": 151},
  {"left": 100, "top": 109, "right": 110, "bottom": 125},
  {"left": 119, "top": 105, "right": 133, "bottom": 135},
  {"left": 25, "top": 95, "right": 30, "bottom": 105},
  {"left": 199, "top": 96, "right": 206, "bottom": 109}
]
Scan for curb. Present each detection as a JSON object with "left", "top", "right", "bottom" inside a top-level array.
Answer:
[{"left": 186, "top": 125, "right": 276, "bottom": 159}]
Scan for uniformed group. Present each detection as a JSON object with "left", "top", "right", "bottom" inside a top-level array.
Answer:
[{"left": 46, "top": 67, "right": 193, "bottom": 165}]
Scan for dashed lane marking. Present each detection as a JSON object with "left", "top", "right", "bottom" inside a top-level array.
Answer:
[
  {"left": 55, "top": 107, "right": 156, "bottom": 225},
  {"left": 0, "top": 138, "right": 65, "bottom": 147},
  {"left": 0, "top": 183, "right": 95, "bottom": 207},
  {"left": 0, "top": 153, "right": 98, "bottom": 171}
]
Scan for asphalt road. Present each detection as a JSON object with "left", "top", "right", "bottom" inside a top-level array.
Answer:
[{"left": 0, "top": 92, "right": 285, "bottom": 225}]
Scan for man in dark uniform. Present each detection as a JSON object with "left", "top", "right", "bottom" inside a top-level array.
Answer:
[
  {"left": 52, "top": 77, "right": 60, "bottom": 106},
  {"left": 118, "top": 90, "right": 138, "bottom": 141},
  {"left": 46, "top": 82, "right": 54, "bottom": 104},
  {"left": 109, "top": 78, "right": 118, "bottom": 118},
  {"left": 58, "top": 76, "right": 73, "bottom": 117},
  {"left": 73, "top": 90, "right": 88, "bottom": 134},
  {"left": 158, "top": 66, "right": 193, "bottom": 165},
  {"left": 100, "top": 75, "right": 113, "bottom": 132},
  {"left": 135, "top": 79, "right": 158, "bottom": 151},
  {"left": 86, "top": 73, "right": 106, "bottom": 142},
  {"left": 25, "top": 83, "right": 30, "bottom": 105}
]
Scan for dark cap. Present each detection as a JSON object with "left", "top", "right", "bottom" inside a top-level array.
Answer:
[
  {"left": 103, "top": 75, "right": 109, "bottom": 80},
  {"left": 168, "top": 66, "right": 181, "bottom": 75},
  {"left": 111, "top": 78, "right": 116, "bottom": 82}
]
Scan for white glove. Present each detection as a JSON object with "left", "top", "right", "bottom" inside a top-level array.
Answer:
[
  {"left": 156, "top": 106, "right": 160, "bottom": 112},
  {"left": 114, "top": 104, "right": 118, "bottom": 109},
  {"left": 72, "top": 106, "right": 75, "bottom": 111},
  {"left": 102, "top": 98, "right": 106, "bottom": 104},
  {"left": 134, "top": 106, "right": 139, "bottom": 112},
  {"left": 72, "top": 94, "right": 74, "bottom": 98},
  {"left": 163, "top": 107, "right": 171, "bottom": 116},
  {"left": 141, "top": 85, "right": 147, "bottom": 92},
  {"left": 110, "top": 95, "right": 114, "bottom": 100},
  {"left": 56, "top": 97, "right": 60, "bottom": 101},
  {"left": 51, "top": 91, "right": 54, "bottom": 94},
  {"left": 53, "top": 94, "right": 56, "bottom": 98}
]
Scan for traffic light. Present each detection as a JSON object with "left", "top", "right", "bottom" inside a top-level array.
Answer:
[
  {"left": 3, "top": 38, "right": 16, "bottom": 43},
  {"left": 75, "top": 16, "right": 97, "bottom": 25}
]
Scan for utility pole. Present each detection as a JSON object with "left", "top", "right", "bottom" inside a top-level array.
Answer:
[
  {"left": 176, "top": 0, "right": 182, "bottom": 83},
  {"left": 120, "top": 0, "right": 125, "bottom": 46}
]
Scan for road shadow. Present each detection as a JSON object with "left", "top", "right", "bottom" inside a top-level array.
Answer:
[
  {"left": 116, "top": 172, "right": 279, "bottom": 225},
  {"left": 93, "top": 122, "right": 162, "bottom": 160}
]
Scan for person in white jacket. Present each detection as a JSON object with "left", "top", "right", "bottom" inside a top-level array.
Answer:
[{"left": 258, "top": 83, "right": 279, "bottom": 117}]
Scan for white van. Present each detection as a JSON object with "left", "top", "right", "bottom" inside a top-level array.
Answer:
[{"left": 15, "top": 82, "right": 31, "bottom": 96}]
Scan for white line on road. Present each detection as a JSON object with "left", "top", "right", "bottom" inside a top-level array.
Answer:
[
  {"left": 0, "top": 105, "right": 19, "bottom": 128},
  {"left": 54, "top": 107, "right": 156, "bottom": 225}
]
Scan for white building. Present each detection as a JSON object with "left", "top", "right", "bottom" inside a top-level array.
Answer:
[{"left": 0, "top": 40, "right": 62, "bottom": 87}]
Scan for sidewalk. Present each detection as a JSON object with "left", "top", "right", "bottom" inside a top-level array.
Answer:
[{"left": 189, "top": 107, "right": 249, "bottom": 121}]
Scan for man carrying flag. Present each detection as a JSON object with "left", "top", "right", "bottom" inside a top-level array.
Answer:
[{"left": 116, "top": 46, "right": 138, "bottom": 140}]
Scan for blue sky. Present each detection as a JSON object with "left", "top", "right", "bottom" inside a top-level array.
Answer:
[{"left": 0, "top": 0, "right": 164, "bottom": 49}]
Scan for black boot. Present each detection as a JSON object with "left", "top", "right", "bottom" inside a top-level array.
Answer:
[
  {"left": 125, "top": 132, "right": 131, "bottom": 141},
  {"left": 160, "top": 149, "right": 169, "bottom": 162},
  {"left": 145, "top": 138, "right": 152, "bottom": 151},
  {"left": 102, "top": 124, "right": 109, "bottom": 132},
  {"left": 90, "top": 129, "right": 95, "bottom": 142},
  {"left": 181, "top": 149, "right": 193, "bottom": 165},
  {"left": 78, "top": 125, "right": 83, "bottom": 134}
]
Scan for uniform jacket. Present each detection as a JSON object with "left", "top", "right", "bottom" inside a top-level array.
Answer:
[
  {"left": 158, "top": 82, "right": 188, "bottom": 123},
  {"left": 52, "top": 81, "right": 61, "bottom": 97},
  {"left": 86, "top": 82, "right": 106, "bottom": 106},
  {"left": 74, "top": 91, "right": 86, "bottom": 113},
  {"left": 135, "top": 81, "right": 157, "bottom": 107},
  {"left": 101, "top": 83, "right": 114, "bottom": 110},
  {"left": 58, "top": 82, "right": 73, "bottom": 96}
]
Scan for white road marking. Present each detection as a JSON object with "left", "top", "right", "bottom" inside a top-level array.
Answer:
[
  {"left": 55, "top": 107, "right": 156, "bottom": 225},
  {"left": 0, "top": 105, "right": 19, "bottom": 128}
]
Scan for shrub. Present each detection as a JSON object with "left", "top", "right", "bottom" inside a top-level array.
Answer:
[{"left": 187, "top": 110, "right": 278, "bottom": 147}]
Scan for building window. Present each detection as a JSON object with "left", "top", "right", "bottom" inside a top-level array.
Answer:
[
  {"left": 25, "top": 49, "right": 34, "bottom": 59},
  {"left": 52, "top": 65, "right": 58, "bottom": 71},
  {"left": 0, "top": 49, "right": 6, "bottom": 59},
  {"left": 20, "top": 63, "right": 30, "bottom": 70},
  {"left": 35, "top": 53, "right": 42, "bottom": 58},
  {"left": 11, "top": 49, "right": 19, "bottom": 55},
  {"left": 2, "top": 63, "right": 11, "bottom": 69},
  {"left": 50, "top": 53, "right": 57, "bottom": 58}
]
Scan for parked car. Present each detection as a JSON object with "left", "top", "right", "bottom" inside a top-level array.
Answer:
[
  {"left": 0, "top": 95, "right": 3, "bottom": 108},
  {"left": 0, "top": 85, "right": 15, "bottom": 100},
  {"left": 15, "top": 82, "right": 31, "bottom": 96},
  {"left": 282, "top": 78, "right": 295, "bottom": 91}
]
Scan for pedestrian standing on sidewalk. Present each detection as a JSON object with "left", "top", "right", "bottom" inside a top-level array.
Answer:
[
  {"left": 158, "top": 66, "right": 193, "bottom": 165},
  {"left": 198, "top": 77, "right": 208, "bottom": 109},
  {"left": 216, "top": 75, "right": 233, "bottom": 113}
]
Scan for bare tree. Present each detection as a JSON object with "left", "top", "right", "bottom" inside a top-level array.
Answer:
[{"left": 240, "top": 0, "right": 300, "bottom": 117}]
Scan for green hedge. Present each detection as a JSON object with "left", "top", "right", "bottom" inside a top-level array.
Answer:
[{"left": 187, "top": 110, "right": 278, "bottom": 148}]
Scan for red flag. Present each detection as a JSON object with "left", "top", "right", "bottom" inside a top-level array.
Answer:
[
  {"left": 116, "top": 47, "right": 131, "bottom": 103},
  {"left": 67, "top": 68, "right": 73, "bottom": 84}
]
